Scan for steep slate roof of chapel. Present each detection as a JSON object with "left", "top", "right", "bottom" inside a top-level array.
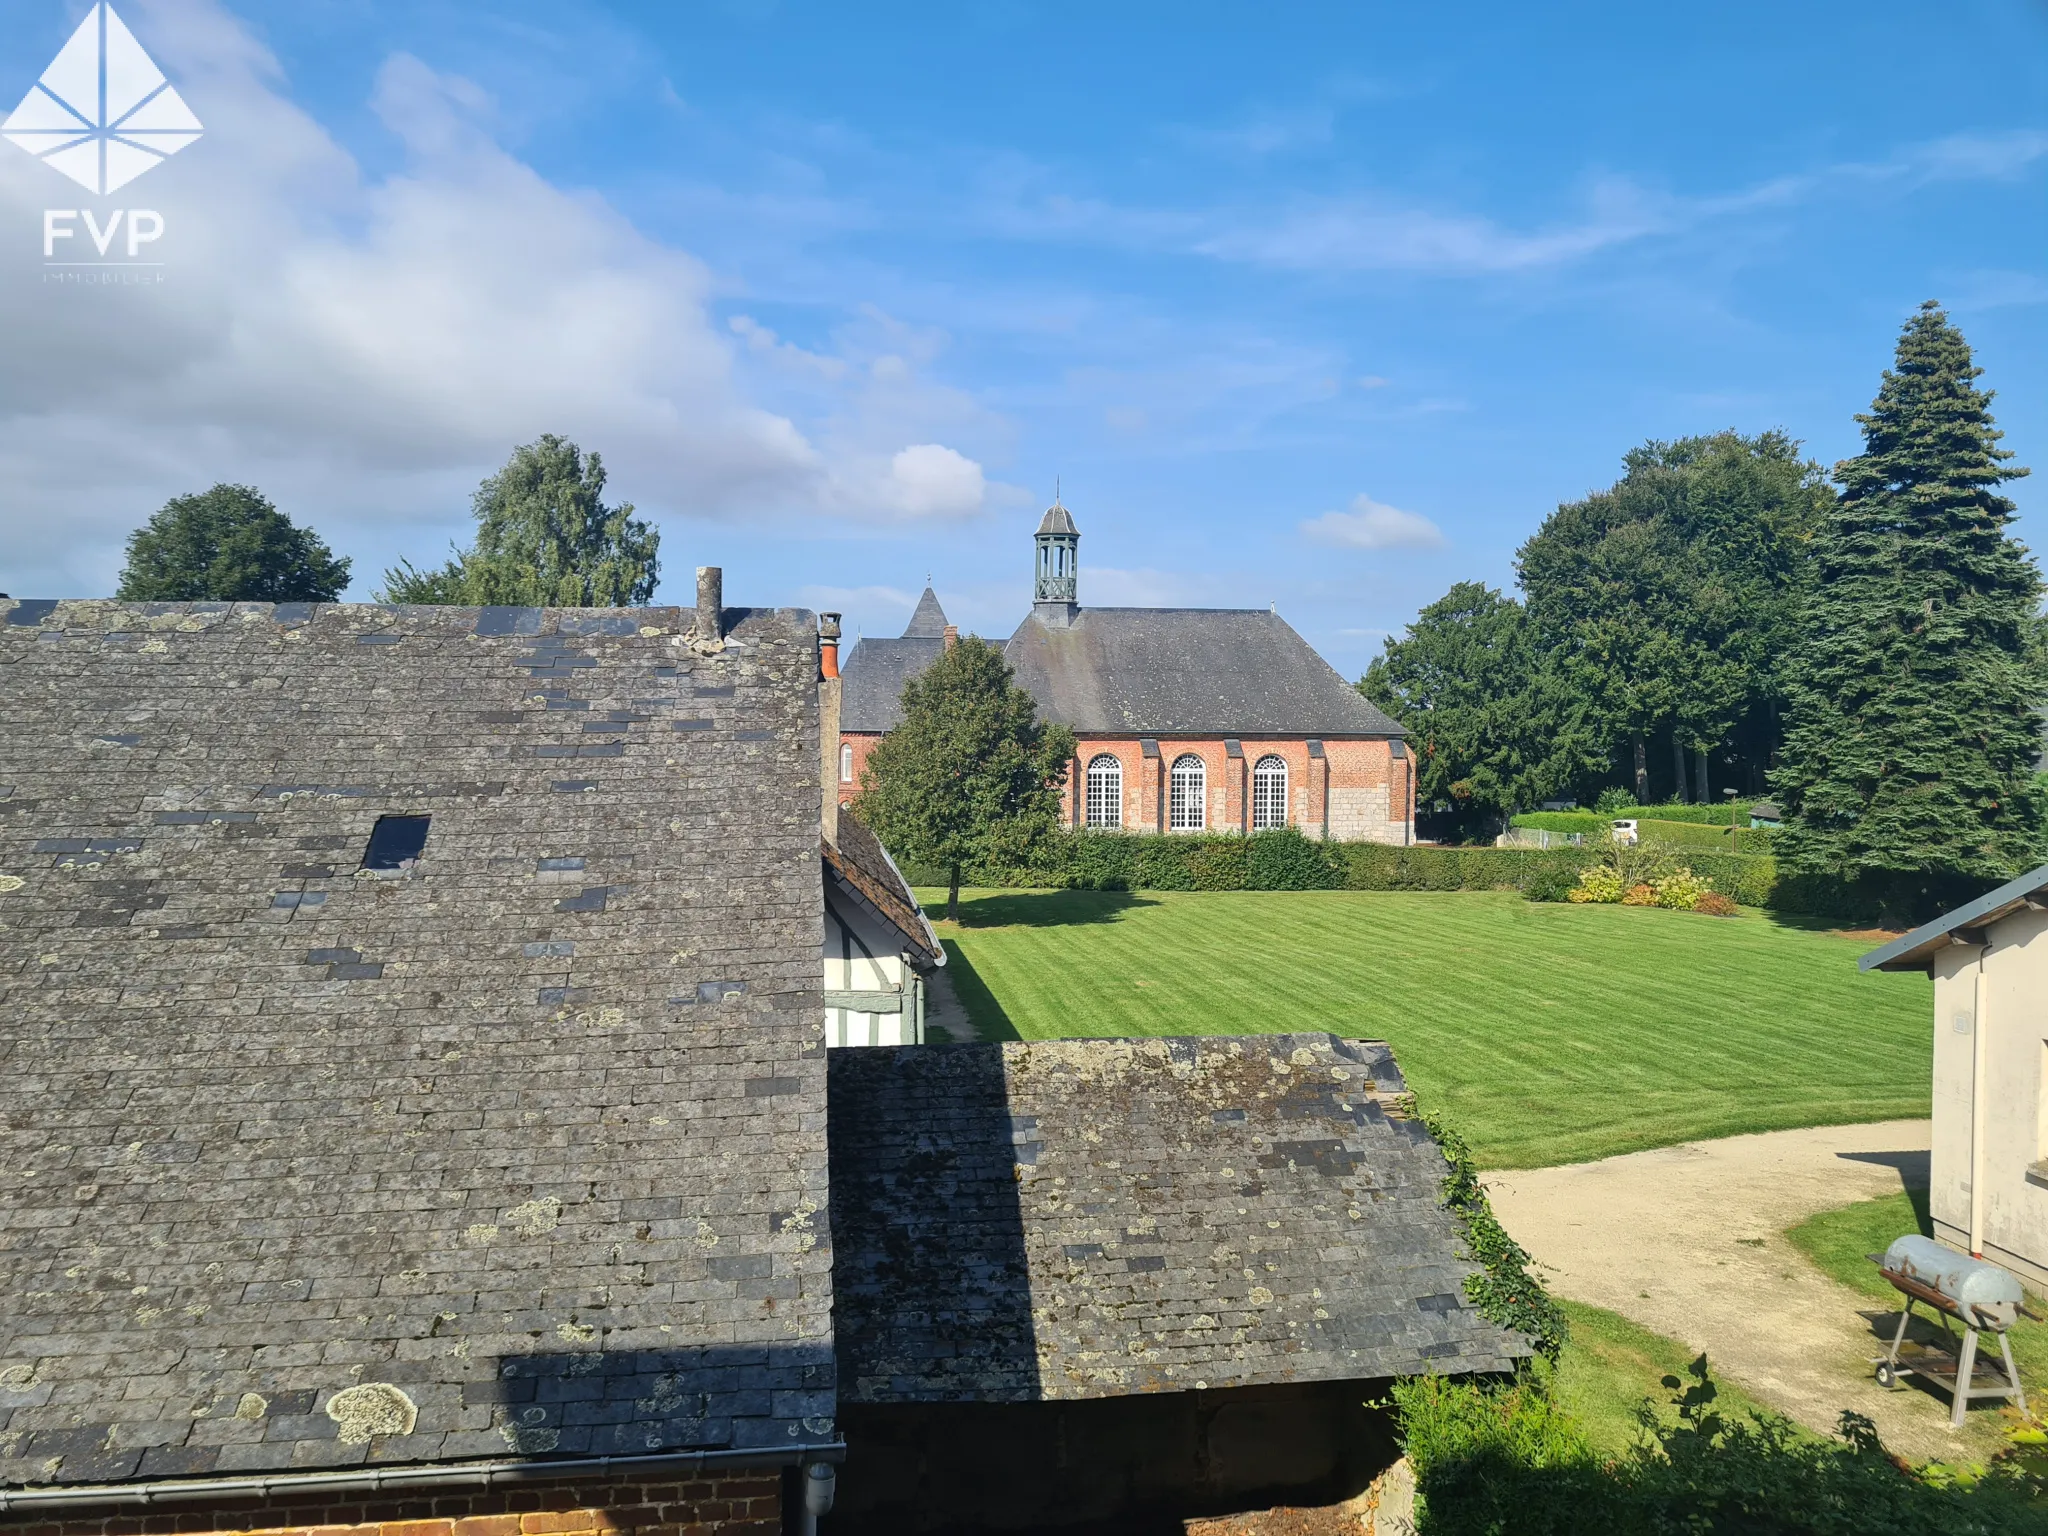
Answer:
[
  {"left": 1003, "top": 608, "right": 1405, "bottom": 737},
  {"left": 902, "top": 588, "right": 950, "bottom": 639},
  {"left": 0, "top": 599, "right": 834, "bottom": 1488},
  {"left": 838, "top": 636, "right": 944, "bottom": 734},
  {"left": 827, "top": 1034, "right": 1525, "bottom": 1404}
]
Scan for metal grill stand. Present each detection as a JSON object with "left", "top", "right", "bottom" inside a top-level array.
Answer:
[{"left": 1870, "top": 1254, "right": 2031, "bottom": 1427}]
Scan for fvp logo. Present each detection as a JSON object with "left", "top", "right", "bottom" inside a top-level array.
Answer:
[{"left": 3, "top": 2, "right": 201, "bottom": 194}]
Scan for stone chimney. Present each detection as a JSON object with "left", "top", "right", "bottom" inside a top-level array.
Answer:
[
  {"left": 942, "top": 624, "right": 958, "bottom": 650},
  {"left": 695, "top": 566, "right": 723, "bottom": 644},
  {"left": 819, "top": 613, "right": 843, "bottom": 844}
]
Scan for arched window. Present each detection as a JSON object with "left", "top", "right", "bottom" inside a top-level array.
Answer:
[
  {"left": 1252, "top": 755, "right": 1288, "bottom": 830},
  {"left": 1169, "top": 754, "right": 1206, "bottom": 831},
  {"left": 1085, "top": 754, "right": 1123, "bottom": 827},
  {"left": 839, "top": 742, "right": 854, "bottom": 783}
]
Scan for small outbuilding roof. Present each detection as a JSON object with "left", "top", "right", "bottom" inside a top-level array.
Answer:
[
  {"left": 1860, "top": 863, "right": 2048, "bottom": 973},
  {"left": 824, "top": 808, "right": 943, "bottom": 969},
  {"left": 827, "top": 1033, "right": 1525, "bottom": 1404},
  {"left": 1004, "top": 608, "right": 1405, "bottom": 737},
  {"left": 0, "top": 599, "right": 836, "bottom": 1488}
]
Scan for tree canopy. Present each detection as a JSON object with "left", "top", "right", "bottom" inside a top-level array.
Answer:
[
  {"left": 1773, "top": 302, "right": 2045, "bottom": 903},
  {"left": 1360, "top": 582, "right": 1591, "bottom": 835},
  {"left": 1365, "top": 432, "right": 1829, "bottom": 825},
  {"left": 852, "top": 636, "right": 1076, "bottom": 919},
  {"left": 116, "top": 485, "right": 351, "bottom": 603},
  {"left": 380, "top": 435, "right": 659, "bottom": 606},
  {"left": 1518, "top": 431, "right": 1831, "bottom": 804}
]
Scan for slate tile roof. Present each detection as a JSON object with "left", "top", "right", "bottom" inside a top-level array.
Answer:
[
  {"left": 1004, "top": 608, "right": 1405, "bottom": 738},
  {"left": 839, "top": 636, "right": 945, "bottom": 734},
  {"left": 827, "top": 1034, "right": 1525, "bottom": 1404},
  {"left": 901, "top": 588, "right": 949, "bottom": 640},
  {"left": 842, "top": 603, "right": 1405, "bottom": 738},
  {"left": 0, "top": 599, "right": 835, "bottom": 1488},
  {"left": 822, "top": 810, "right": 941, "bottom": 969}
]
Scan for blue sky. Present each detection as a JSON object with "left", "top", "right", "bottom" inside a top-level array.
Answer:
[{"left": 1, "top": 0, "right": 2043, "bottom": 677}]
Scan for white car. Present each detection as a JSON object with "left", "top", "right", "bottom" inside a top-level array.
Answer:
[{"left": 1610, "top": 819, "right": 1639, "bottom": 845}]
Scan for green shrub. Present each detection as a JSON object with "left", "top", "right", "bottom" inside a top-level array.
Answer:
[
  {"left": 1421, "top": 1108, "right": 1568, "bottom": 1360},
  {"left": 1652, "top": 868, "right": 1712, "bottom": 911},
  {"left": 1399, "top": 1357, "right": 2048, "bottom": 1534},
  {"left": 1569, "top": 864, "right": 1625, "bottom": 903},
  {"left": 900, "top": 826, "right": 1874, "bottom": 921},
  {"left": 1245, "top": 827, "right": 1344, "bottom": 889},
  {"left": 1520, "top": 859, "right": 1584, "bottom": 904},
  {"left": 1513, "top": 810, "right": 1611, "bottom": 835}
]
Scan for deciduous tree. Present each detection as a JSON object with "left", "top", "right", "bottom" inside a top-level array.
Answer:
[
  {"left": 1519, "top": 431, "right": 1830, "bottom": 802},
  {"left": 380, "top": 435, "right": 658, "bottom": 605},
  {"left": 1360, "top": 582, "right": 1590, "bottom": 835},
  {"left": 853, "top": 637, "right": 1075, "bottom": 920},
  {"left": 117, "top": 485, "right": 350, "bottom": 602}
]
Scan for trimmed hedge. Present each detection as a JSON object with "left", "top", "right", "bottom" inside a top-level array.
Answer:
[
  {"left": 906, "top": 827, "right": 1872, "bottom": 918},
  {"left": 1512, "top": 811, "right": 1777, "bottom": 855}
]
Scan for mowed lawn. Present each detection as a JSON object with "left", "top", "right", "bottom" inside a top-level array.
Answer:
[{"left": 922, "top": 888, "right": 1931, "bottom": 1170}]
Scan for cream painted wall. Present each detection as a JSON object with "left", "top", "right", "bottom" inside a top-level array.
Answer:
[
  {"left": 1929, "top": 905, "right": 2048, "bottom": 1290},
  {"left": 824, "top": 900, "right": 921, "bottom": 1048}
]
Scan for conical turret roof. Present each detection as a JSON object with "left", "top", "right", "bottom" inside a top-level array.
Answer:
[{"left": 902, "top": 587, "right": 949, "bottom": 638}]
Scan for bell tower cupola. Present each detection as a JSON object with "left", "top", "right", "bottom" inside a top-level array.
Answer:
[{"left": 1032, "top": 492, "right": 1079, "bottom": 627}]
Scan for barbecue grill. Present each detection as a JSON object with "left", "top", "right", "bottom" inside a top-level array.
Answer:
[{"left": 1868, "top": 1234, "right": 2036, "bottom": 1426}]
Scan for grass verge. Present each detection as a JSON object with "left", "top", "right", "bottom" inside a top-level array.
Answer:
[
  {"left": 1787, "top": 1192, "right": 2048, "bottom": 1417},
  {"left": 1549, "top": 1299, "right": 1802, "bottom": 1457}
]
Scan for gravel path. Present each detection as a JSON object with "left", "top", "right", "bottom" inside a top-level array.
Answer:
[{"left": 1482, "top": 1120, "right": 1988, "bottom": 1462}]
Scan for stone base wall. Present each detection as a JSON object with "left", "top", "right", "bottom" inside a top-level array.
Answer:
[
  {"left": 0, "top": 1471, "right": 782, "bottom": 1536},
  {"left": 1325, "top": 786, "right": 1407, "bottom": 846}
]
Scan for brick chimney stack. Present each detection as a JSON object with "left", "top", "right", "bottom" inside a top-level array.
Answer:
[
  {"left": 819, "top": 612, "right": 841, "bottom": 679},
  {"left": 819, "top": 613, "right": 843, "bottom": 844},
  {"left": 943, "top": 624, "right": 958, "bottom": 650}
]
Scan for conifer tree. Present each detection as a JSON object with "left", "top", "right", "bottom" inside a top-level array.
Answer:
[{"left": 1773, "top": 303, "right": 2045, "bottom": 907}]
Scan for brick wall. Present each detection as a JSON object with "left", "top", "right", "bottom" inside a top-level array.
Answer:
[
  {"left": 1062, "top": 738, "right": 1410, "bottom": 843},
  {"left": 0, "top": 1471, "right": 782, "bottom": 1536}
]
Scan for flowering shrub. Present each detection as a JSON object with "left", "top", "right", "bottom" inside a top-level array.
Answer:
[
  {"left": 1653, "top": 867, "right": 1712, "bottom": 911},
  {"left": 1621, "top": 882, "right": 1659, "bottom": 906},
  {"left": 1567, "top": 864, "right": 1624, "bottom": 903},
  {"left": 1697, "top": 891, "right": 1740, "bottom": 917}
]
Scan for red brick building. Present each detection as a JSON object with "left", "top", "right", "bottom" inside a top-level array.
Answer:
[{"left": 839, "top": 501, "right": 1415, "bottom": 842}]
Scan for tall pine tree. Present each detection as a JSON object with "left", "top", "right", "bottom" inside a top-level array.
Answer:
[{"left": 1774, "top": 303, "right": 2045, "bottom": 908}]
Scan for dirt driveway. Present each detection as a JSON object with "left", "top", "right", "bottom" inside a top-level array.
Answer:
[{"left": 1481, "top": 1120, "right": 2004, "bottom": 1463}]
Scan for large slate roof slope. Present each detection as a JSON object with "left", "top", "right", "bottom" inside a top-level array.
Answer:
[
  {"left": 839, "top": 637, "right": 943, "bottom": 734},
  {"left": 828, "top": 1034, "right": 1523, "bottom": 1404},
  {"left": 0, "top": 599, "right": 834, "bottom": 1487},
  {"left": 1005, "top": 608, "right": 1404, "bottom": 737},
  {"left": 840, "top": 592, "right": 953, "bottom": 733}
]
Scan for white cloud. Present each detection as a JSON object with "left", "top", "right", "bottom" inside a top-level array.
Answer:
[
  {"left": 1301, "top": 495, "right": 1446, "bottom": 552},
  {"left": 0, "top": 1, "right": 996, "bottom": 598},
  {"left": 876, "top": 443, "right": 987, "bottom": 520},
  {"left": 971, "top": 129, "right": 2048, "bottom": 279}
]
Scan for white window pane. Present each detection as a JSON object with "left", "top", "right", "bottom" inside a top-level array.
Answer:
[
  {"left": 1170, "top": 754, "right": 1206, "bottom": 831},
  {"left": 1086, "top": 754, "right": 1123, "bottom": 827},
  {"left": 1253, "top": 755, "right": 1287, "bottom": 830}
]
